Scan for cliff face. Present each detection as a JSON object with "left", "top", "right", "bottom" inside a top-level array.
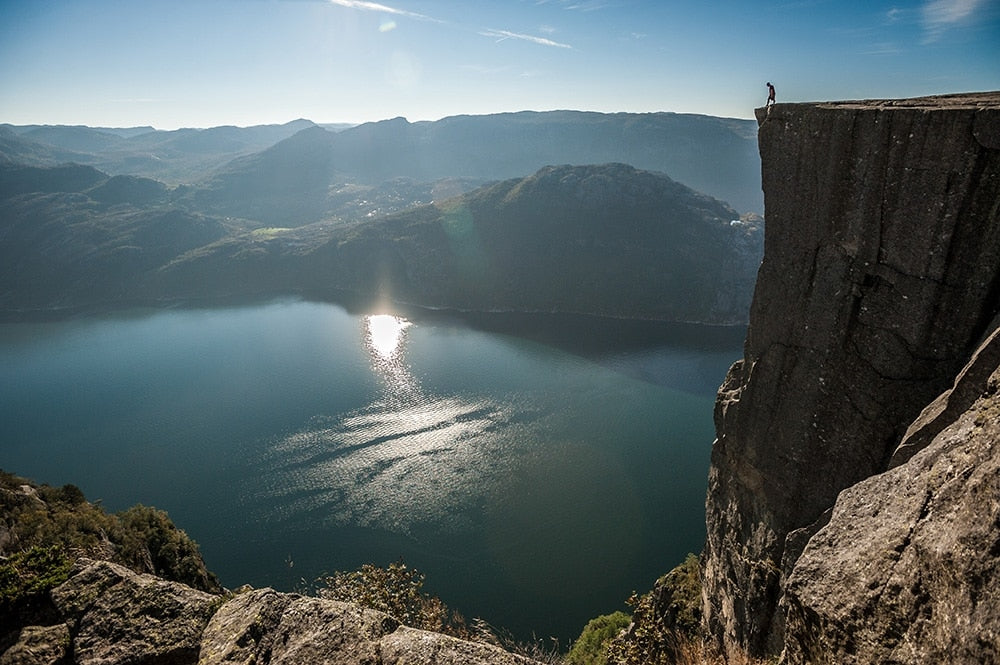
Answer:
[{"left": 702, "top": 93, "right": 1000, "bottom": 660}]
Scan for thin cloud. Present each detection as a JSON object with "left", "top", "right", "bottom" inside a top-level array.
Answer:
[
  {"left": 460, "top": 64, "right": 516, "bottom": 75},
  {"left": 922, "top": 0, "right": 985, "bottom": 42},
  {"left": 535, "top": 0, "right": 613, "bottom": 10},
  {"left": 562, "top": 0, "right": 612, "bottom": 10},
  {"left": 862, "top": 42, "right": 905, "bottom": 55},
  {"left": 480, "top": 28, "right": 573, "bottom": 48},
  {"left": 327, "top": 0, "right": 439, "bottom": 22}
]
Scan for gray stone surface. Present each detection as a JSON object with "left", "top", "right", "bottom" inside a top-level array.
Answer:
[
  {"left": 890, "top": 325, "right": 1000, "bottom": 468},
  {"left": 781, "top": 364, "right": 1000, "bottom": 664},
  {"left": 2, "top": 562, "right": 541, "bottom": 665},
  {"left": 0, "top": 624, "right": 70, "bottom": 665},
  {"left": 50, "top": 558, "right": 218, "bottom": 665},
  {"left": 703, "top": 92, "right": 1000, "bottom": 658},
  {"left": 201, "top": 587, "right": 539, "bottom": 665}
]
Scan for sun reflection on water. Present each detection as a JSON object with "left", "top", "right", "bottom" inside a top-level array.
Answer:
[
  {"left": 365, "top": 314, "right": 411, "bottom": 360},
  {"left": 363, "top": 314, "right": 419, "bottom": 400},
  {"left": 250, "top": 311, "right": 539, "bottom": 536}
]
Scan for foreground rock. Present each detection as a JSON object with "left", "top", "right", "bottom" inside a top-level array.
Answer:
[
  {"left": 1, "top": 558, "right": 216, "bottom": 665},
  {"left": 702, "top": 92, "right": 1000, "bottom": 659},
  {"left": 3, "top": 559, "right": 539, "bottom": 665},
  {"left": 781, "top": 346, "right": 1000, "bottom": 664},
  {"left": 202, "top": 588, "right": 537, "bottom": 665}
]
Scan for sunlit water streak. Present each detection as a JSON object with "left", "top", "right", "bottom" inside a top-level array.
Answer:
[{"left": 253, "top": 314, "right": 536, "bottom": 536}]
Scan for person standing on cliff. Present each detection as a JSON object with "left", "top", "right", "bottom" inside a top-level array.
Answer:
[{"left": 766, "top": 82, "right": 776, "bottom": 108}]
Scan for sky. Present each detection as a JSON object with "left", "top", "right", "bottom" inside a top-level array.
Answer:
[{"left": 1, "top": 0, "right": 998, "bottom": 129}]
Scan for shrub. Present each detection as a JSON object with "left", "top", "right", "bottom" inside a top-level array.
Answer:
[
  {"left": 566, "top": 611, "right": 631, "bottom": 665},
  {"left": 0, "top": 543, "right": 73, "bottom": 640},
  {"left": 116, "top": 504, "right": 222, "bottom": 593},
  {"left": 606, "top": 553, "right": 703, "bottom": 665},
  {"left": 316, "top": 560, "right": 467, "bottom": 637},
  {"left": 0, "top": 470, "right": 220, "bottom": 593},
  {"left": 317, "top": 560, "right": 568, "bottom": 662},
  {"left": 0, "top": 545, "right": 73, "bottom": 613},
  {"left": 603, "top": 554, "right": 774, "bottom": 665}
]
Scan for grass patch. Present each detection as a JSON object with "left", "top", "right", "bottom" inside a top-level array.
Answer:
[{"left": 250, "top": 227, "right": 293, "bottom": 238}]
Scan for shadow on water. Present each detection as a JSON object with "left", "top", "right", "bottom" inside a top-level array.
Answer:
[
  {"left": 425, "top": 309, "right": 746, "bottom": 356},
  {"left": 294, "top": 289, "right": 747, "bottom": 355},
  {"left": 391, "top": 307, "right": 747, "bottom": 397}
]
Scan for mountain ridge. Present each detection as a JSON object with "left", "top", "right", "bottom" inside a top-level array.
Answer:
[
  {"left": 156, "top": 163, "right": 762, "bottom": 325},
  {"left": 0, "top": 160, "right": 762, "bottom": 324},
  {"left": 2, "top": 110, "right": 762, "bottom": 214}
]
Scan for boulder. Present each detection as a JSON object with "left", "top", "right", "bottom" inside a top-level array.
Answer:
[
  {"left": 890, "top": 324, "right": 1000, "bottom": 467},
  {"left": 0, "top": 624, "right": 70, "bottom": 665},
  {"left": 50, "top": 559, "right": 218, "bottom": 665},
  {"left": 200, "top": 587, "right": 539, "bottom": 665},
  {"left": 780, "top": 363, "right": 1000, "bottom": 664},
  {"left": 1, "top": 555, "right": 542, "bottom": 665}
]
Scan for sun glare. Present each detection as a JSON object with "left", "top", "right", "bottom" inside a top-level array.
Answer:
[{"left": 365, "top": 314, "right": 412, "bottom": 359}]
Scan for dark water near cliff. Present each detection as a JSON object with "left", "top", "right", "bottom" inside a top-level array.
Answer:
[{"left": 0, "top": 300, "right": 743, "bottom": 643}]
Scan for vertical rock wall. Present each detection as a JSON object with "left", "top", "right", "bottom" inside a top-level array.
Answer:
[{"left": 702, "top": 94, "right": 1000, "bottom": 658}]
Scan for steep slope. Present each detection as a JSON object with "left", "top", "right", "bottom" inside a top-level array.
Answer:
[
  {"left": 702, "top": 93, "right": 1000, "bottom": 660},
  {"left": 190, "top": 125, "right": 339, "bottom": 225},
  {"left": 0, "top": 165, "right": 231, "bottom": 314},
  {"left": 780, "top": 328, "right": 1000, "bottom": 664},
  {"left": 0, "top": 473, "right": 539, "bottom": 665},
  {"left": 1, "top": 161, "right": 760, "bottom": 322}
]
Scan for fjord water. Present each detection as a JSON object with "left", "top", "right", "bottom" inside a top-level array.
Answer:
[{"left": 0, "top": 300, "right": 742, "bottom": 642}]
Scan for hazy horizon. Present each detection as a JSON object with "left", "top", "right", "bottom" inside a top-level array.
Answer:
[
  {"left": 2, "top": 0, "right": 998, "bottom": 130},
  {"left": 2, "top": 108, "right": 762, "bottom": 133}
]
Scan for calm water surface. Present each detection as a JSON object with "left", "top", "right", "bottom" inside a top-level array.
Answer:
[{"left": 0, "top": 300, "right": 743, "bottom": 642}]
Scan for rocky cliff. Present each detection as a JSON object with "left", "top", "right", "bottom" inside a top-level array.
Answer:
[
  {"left": 1, "top": 559, "right": 539, "bottom": 665},
  {"left": 0, "top": 474, "right": 540, "bottom": 665},
  {"left": 702, "top": 92, "right": 1000, "bottom": 663}
]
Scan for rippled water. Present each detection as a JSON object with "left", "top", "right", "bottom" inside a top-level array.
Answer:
[{"left": 0, "top": 300, "right": 743, "bottom": 642}]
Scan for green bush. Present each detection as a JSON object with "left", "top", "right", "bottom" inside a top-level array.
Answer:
[
  {"left": 567, "top": 611, "right": 631, "bottom": 665},
  {"left": 0, "top": 545, "right": 73, "bottom": 614},
  {"left": 316, "top": 560, "right": 465, "bottom": 636},
  {"left": 316, "top": 560, "right": 568, "bottom": 662},
  {"left": 117, "top": 504, "right": 221, "bottom": 593},
  {"left": 606, "top": 553, "right": 703, "bottom": 665},
  {"left": 0, "top": 470, "right": 220, "bottom": 593}
]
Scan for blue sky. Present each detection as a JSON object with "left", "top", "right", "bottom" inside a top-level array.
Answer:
[{"left": 1, "top": 0, "right": 997, "bottom": 129}]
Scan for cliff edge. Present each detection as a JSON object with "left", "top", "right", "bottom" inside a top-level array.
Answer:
[{"left": 702, "top": 92, "right": 1000, "bottom": 662}]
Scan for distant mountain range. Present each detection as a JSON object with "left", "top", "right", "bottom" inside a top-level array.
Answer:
[
  {"left": 0, "top": 111, "right": 763, "bottom": 322},
  {"left": 0, "top": 119, "right": 317, "bottom": 185},
  {"left": 3, "top": 111, "right": 762, "bottom": 215}
]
